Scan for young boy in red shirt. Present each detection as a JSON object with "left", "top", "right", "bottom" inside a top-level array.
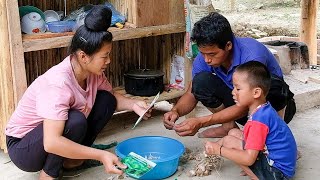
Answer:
[{"left": 205, "top": 61, "right": 297, "bottom": 180}]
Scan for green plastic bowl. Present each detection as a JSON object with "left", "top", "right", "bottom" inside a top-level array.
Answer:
[{"left": 19, "top": 6, "right": 45, "bottom": 20}]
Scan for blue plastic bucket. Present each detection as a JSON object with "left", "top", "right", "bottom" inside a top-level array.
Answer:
[{"left": 115, "top": 136, "right": 185, "bottom": 180}]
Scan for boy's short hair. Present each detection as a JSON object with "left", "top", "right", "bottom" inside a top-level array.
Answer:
[
  {"left": 235, "top": 61, "right": 271, "bottom": 95},
  {"left": 190, "top": 12, "right": 234, "bottom": 49}
]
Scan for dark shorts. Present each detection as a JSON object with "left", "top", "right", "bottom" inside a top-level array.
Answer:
[
  {"left": 250, "top": 152, "right": 289, "bottom": 180},
  {"left": 191, "top": 72, "right": 296, "bottom": 125}
]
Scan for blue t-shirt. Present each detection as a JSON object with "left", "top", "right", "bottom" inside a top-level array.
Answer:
[
  {"left": 192, "top": 37, "right": 283, "bottom": 89},
  {"left": 244, "top": 102, "right": 297, "bottom": 178}
]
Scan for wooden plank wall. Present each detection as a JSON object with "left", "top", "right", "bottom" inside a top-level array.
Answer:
[
  {"left": 132, "top": 0, "right": 184, "bottom": 27},
  {"left": 24, "top": 33, "right": 185, "bottom": 87}
]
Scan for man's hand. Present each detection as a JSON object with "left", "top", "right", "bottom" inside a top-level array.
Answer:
[
  {"left": 163, "top": 110, "right": 179, "bottom": 129},
  {"left": 173, "top": 117, "right": 202, "bottom": 136}
]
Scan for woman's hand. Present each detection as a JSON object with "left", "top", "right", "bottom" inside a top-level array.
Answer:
[
  {"left": 100, "top": 151, "right": 127, "bottom": 175},
  {"left": 132, "top": 100, "right": 152, "bottom": 120}
]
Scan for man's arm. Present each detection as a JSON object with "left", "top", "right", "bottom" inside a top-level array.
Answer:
[
  {"left": 201, "top": 104, "right": 248, "bottom": 126},
  {"left": 171, "top": 82, "right": 198, "bottom": 116},
  {"left": 163, "top": 82, "right": 198, "bottom": 129},
  {"left": 174, "top": 104, "right": 248, "bottom": 136}
]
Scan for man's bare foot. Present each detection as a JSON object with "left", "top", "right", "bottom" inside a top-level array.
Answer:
[
  {"left": 198, "top": 126, "right": 230, "bottom": 138},
  {"left": 39, "top": 170, "right": 54, "bottom": 180},
  {"left": 63, "top": 159, "right": 85, "bottom": 169}
]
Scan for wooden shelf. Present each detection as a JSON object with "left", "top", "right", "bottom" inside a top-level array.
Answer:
[
  {"left": 113, "top": 86, "right": 185, "bottom": 103},
  {"left": 22, "top": 23, "right": 186, "bottom": 52}
]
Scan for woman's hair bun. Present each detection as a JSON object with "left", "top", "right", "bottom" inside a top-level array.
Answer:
[{"left": 84, "top": 5, "right": 112, "bottom": 32}]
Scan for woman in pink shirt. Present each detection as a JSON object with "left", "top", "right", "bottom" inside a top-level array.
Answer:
[{"left": 5, "top": 5, "right": 150, "bottom": 179}]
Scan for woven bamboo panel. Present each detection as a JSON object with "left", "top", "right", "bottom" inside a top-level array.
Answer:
[
  {"left": 18, "top": 0, "right": 102, "bottom": 13},
  {"left": 24, "top": 33, "right": 185, "bottom": 87}
]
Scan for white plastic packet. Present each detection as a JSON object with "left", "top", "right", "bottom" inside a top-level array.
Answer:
[{"left": 169, "top": 55, "right": 185, "bottom": 90}]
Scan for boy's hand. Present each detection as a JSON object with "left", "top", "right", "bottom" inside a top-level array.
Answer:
[{"left": 204, "top": 141, "right": 221, "bottom": 155}]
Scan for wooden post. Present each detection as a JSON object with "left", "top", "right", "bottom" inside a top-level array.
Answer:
[
  {"left": 6, "top": 0, "right": 27, "bottom": 103},
  {"left": 230, "top": 0, "right": 236, "bottom": 11},
  {"left": 0, "top": 0, "right": 15, "bottom": 152},
  {"left": 300, "top": 0, "right": 319, "bottom": 65}
]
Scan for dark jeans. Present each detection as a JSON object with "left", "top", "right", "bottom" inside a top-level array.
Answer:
[
  {"left": 191, "top": 72, "right": 296, "bottom": 125},
  {"left": 6, "top": 90, "right": 116, "bottom": 178}
]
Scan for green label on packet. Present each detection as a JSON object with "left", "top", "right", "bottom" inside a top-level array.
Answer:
[{"left": 121, "top": 152, "right": 157, "bottom": 179}]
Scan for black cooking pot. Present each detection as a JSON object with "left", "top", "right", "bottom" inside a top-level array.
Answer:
[{"left": 124, "top": 69, "right": 164, "bottom": 96}]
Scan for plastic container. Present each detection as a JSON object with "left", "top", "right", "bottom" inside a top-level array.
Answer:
[
  {"left": 46, "top": 21, "right": 76, "bottom": 33},
  {"left": 115, "top": 136, "right": 185, "bottom": 180},
  {"left": 44, "top": 10, "right": 60, "bottom": 22},
  {"left": 21, "top": 12, "right": 46, "bottom": 34},
  {"left": 19, "top": 5, "right": 45, "bottom": 20}
]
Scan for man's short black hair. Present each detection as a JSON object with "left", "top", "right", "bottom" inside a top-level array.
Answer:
[
  {"left": 235, "top": 61, "right": 271, "bottom": 95},
  {"left": 191, "top": 12, "right": 234, "bottom": 49}
]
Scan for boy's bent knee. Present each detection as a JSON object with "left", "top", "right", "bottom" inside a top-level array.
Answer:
[{"left": 228, "top": 128, "right": 242, "bottom": 138}]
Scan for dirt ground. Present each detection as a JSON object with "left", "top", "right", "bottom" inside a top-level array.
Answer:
[{"left": 212, "top": 0, "right": 320, "bottom": 38}]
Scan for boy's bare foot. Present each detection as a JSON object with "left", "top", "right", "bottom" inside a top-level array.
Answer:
[
  {"left": 297, "top": 150, "right": 302, "bottom": 160},
  {"left": 240, "top": 170, "right": 248, "bottom": 176},
  {"left": 63, "top": 159, "right": 85, "bottom": 169},
  {"left": 197, "top": 126, "right": 230, "bottom": 138},
  {"left": 39, "top": 170, "right": 54, "bottom": 180}
]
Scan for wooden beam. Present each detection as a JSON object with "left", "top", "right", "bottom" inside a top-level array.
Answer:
[
  {"left": 23, "top": 23, "right": 186, "bottom": 52},
  {"left": 230, "top": 0, "right": 236, "bottom": 11},
  {"left": 113, "top": 87, "right": 185, "bottom": 103},
  {"left": 6, "top": 0, "right": 27, "bottom": 102},
  {"left": 0, "top": 0, "right": 15, "bottom": 152},
  {"left": 300, "top": 0, "right": 319, "bottom": 65}
]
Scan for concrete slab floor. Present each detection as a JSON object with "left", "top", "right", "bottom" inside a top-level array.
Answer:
[{"left": 1, "top": 103, "right": 320, "bottom": 180}]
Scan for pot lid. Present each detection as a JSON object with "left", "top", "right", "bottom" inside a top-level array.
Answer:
[{"left": 125, "top": 69, "right": 164, "bottom": 77}]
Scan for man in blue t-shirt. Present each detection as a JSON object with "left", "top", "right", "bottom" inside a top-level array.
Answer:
[{"left": 163, "top": 12, "right": 296, "bottom": 138}]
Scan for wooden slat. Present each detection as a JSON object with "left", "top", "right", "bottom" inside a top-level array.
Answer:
[
  {"left": 0, "top": 0, "right": 15, "bottom": 152},
  {"left": 169, "top": 0, "right": 185, "bottom": 24},
  {"left": 7, "top": 0, "right": 27, "bottom": 103},
  {"left": 113, "top": 87, "right": 185, "bottom": 103},
  {"left": 132, "top": 0, "right": 184, "bottom": 27},
  {"left": 22, "top": 23, "right": 186, "bottom": 52}
]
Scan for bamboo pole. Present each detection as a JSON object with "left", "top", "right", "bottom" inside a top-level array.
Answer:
[
  {"left": 0, "top": 0, "right": 15, "bottom": 152},
  {"left": 300, "top": 0, "right": 319, "bottom": 65}
]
